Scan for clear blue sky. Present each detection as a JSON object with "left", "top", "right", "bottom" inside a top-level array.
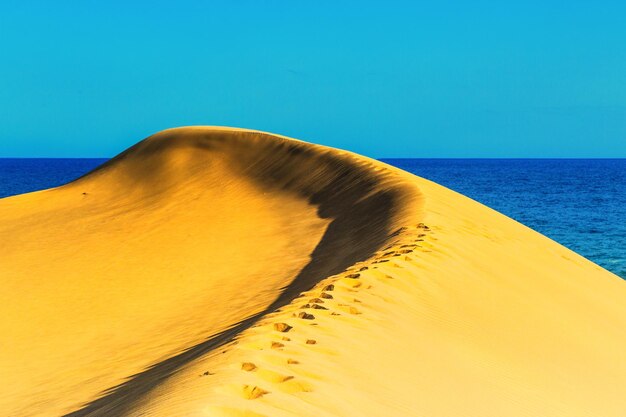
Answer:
[{"left": 1, "top": 1, "right": 625, "bottom": 157}]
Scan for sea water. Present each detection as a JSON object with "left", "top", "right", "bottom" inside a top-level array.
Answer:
[
  {"left": 1, "top": 158, "right": 624, "bottom": 279},
  {"left": 383, "top": 159, "right": 626, "bottom": 279}
]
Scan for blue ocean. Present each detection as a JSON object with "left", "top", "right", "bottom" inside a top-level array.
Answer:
[{"left": 1, "top": 158, "right": 624, "bottom": 279}]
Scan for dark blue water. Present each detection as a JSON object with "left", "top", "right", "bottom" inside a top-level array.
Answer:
[
  {"left": 0, "top": 159, "right": 107, "bottom": 198},
  {"left": 382, "top": 159, "right": 626, "bottom": 279},
  {"left": 1, "top": 158, "right": 624, "bottom": 278}
]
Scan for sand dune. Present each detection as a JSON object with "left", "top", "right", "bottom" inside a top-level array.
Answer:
[{"left": 1, "top": 127, "right": 625, "bottom": 416}]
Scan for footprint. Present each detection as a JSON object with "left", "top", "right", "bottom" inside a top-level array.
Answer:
[
  {"left": 271, "top": 342, "right": 285, "bottom": 349},
  {"left": 273, "top": 323, "right": 292, "bottom": 332},
  {"left": 241, "top": 362, "right": 257, "bottom": 372},
  {"left": 278, "top": 378, "right": 313, "bottom": 394},
  {"left": 241, "top": 385, "right": 269, "bottom": 400},
  {"left": 320, "top": 292, "right": 333, "bottom": 299},
  {"left": 297, "top": 312, "right": 315, "bottom": 320},
  {"left": 305, "top": 339, "right": 317, "bottom": 345},
  {"left": 339, "top": 305, "right": 361, "bottom": 315},
  {"left": 257, "top": 369, "right": 294, "bottom": 383}
]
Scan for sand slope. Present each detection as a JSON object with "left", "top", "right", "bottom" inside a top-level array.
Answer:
[{"left": 1, "top": 127, "right": 624, "bottom": 416}]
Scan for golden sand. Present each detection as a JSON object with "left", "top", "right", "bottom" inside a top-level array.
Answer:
[{"left": 1, "top": 127, "right": 624, "bottom": 416}]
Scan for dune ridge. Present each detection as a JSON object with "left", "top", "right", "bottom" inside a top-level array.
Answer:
[
  {"left": 0, "top": 127, "right": 421, "bottom": 416},
  {"left": 1, "top": 127, "right": 625, "bottom": 416}
]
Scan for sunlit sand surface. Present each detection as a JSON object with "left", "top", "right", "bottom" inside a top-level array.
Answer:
[{"left": 1, "top": 127, "right": 624, "bottom": 416}]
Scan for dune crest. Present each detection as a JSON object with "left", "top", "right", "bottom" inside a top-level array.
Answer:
[{"left": 1, "top": 127, "right": 625, "bottom": 416}]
